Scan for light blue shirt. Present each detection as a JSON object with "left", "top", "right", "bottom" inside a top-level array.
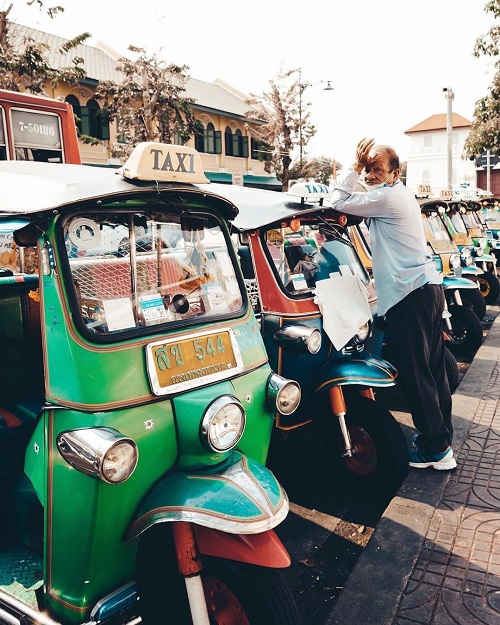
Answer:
[{"left": 330, "top": 170, "right": 442, "bottom": 316}]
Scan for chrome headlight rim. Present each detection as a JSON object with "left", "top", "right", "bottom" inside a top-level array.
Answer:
[
  {"left": 266, "top": 373, "right": 301, "bottom": 416},
  {"left": 272, "top": 324, "right": 322, "bottom": 354},
  {"left": 352, "top": 320, "right": 371, "bottom": 345},
  {"left": 57, "top": 427, "right": 139, "bottom": 484},
  {"left": 200, "top": 395, "right": 246, "bottom": 453},
  {"left": 450, "top": 253, "right": 461, "bottom": 270}
]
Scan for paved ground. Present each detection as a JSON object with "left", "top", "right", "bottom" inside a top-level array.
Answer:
[{"left": 324, "top": 303, "right": 500, "bottom": 625}]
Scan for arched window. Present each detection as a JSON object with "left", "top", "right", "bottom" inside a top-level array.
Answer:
[
  {"left": 225, "top": 127, "right": 248, "bottom": 158},
  {"left": 195, "top": 123, "right": 221, "bottom": 154},
  {"left": 80, "top": 98, "right": 110, "bottom": 140},
  {"left": 225, "top": 126, "right": 233, "bottom": 156},
  {"left": 65, "top": 95, "right": 82, "bottom": 135}
]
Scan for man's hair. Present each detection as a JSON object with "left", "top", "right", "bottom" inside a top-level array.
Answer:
[{"left": 374, "top": 145, "right": 400, "bottom": 170}]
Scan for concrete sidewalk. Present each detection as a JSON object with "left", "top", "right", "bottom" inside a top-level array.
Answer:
[{"left": 326, "top": 305, "right": 500, "bottom": 625}]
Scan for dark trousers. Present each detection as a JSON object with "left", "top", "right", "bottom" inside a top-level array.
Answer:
[{"left": 385, "top": 283, "right": 453, "bottom": 453}]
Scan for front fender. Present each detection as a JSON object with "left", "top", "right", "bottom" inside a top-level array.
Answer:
[
  {"left": 125, "top": 451, "right": 288, "bottom": 541},
  {"left": 314, "top": 352, "right": 397, "bottom": 397},
  {"left": 443, "top": 276, "right": 480, "bottom": 289}
]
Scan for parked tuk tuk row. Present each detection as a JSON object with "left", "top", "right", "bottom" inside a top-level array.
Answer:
[{"left": 0, "top": 144, "right": 488, "bottom": 625}]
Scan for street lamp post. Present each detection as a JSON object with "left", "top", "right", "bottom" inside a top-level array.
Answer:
[
  {"left": 297, "top": 72, "right": 334, "bottom": 174},
  {"left": 443, "top": 86, "right": 454, "bottom": 191}
]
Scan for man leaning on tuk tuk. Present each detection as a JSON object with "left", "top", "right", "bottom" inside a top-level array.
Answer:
[{"left": 330, "top": 137, "right": 456, "bottom": 471}]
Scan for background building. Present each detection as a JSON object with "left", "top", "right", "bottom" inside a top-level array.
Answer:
[
  {"left": 404, "top": 113, "right": 477, "bottom": 196},
  {"left": 10, "top": 23, "right": 281, "bottom": 190}
]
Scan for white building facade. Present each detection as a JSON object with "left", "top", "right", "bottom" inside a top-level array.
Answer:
[{"left": 405, "top": 113, "right": 477, "bottom": 196}]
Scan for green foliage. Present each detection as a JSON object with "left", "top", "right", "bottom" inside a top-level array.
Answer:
[
  {"left": 463, "top": 1, "right": 500, "bottom": 158},
  {"left": 289, "top": 156, "right": 342, "bottom": 185},
  {"left": 0, "top": 3, "right": 89, "bottom": 93},
  {"left": 93, "top": 46, "right": 198, "bottom": 158}
]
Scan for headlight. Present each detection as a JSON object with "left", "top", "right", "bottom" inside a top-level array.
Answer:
[
  {"left": 464, "top": 254, "right": 474, "bottom": 266},
  {"left": 201, "top": 396, "right": 245, "bottom": 452},
  {"left": 57, "top": 428, "right": 138, "bottom": 484},
  {"left": 272, "top": 324, "right": 322, "bottom": 354},
  {"left": 352, "top": 320, "right": 371, "bottom": 344},
  {"left": 267, "top": 373, "right": 301, "bottom": 415},
  {"left": 450, "top": 253, "right": 461, "bottom": 270},
  {"left": 478, "top": 238, "right": 488, "bottom": 250}
]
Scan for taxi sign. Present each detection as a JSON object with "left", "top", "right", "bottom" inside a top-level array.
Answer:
[
  {"left": 118, "top": 142, "right": 209, "bottom": 184},
  {"left": 287, "top": 182, "right": 331, "bottom": 199}
]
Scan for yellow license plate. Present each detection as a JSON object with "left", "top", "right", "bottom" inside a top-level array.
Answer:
[
  {"left": 429, "top": 238, "right": 455, "bottom": 253},
  {"left": 452, "top": 233, "right": 471, "bottom": 245},
  {"left": 146, "top": 328, "right": 243, "bottom": 395}
]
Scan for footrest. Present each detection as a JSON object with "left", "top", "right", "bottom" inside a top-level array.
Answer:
[{"left": 0, "top": 544, "right": 43, "bottom": 609}]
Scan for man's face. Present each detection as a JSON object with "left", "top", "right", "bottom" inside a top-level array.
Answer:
[{"left": 364, "top": 150, "right": 394, "bottom": 185}]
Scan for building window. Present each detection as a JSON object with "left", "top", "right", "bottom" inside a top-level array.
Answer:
[
  {"left": 422, "top": 170, "right": 430, "bottom": 185},
  {"left": 225, "top": 127, "right": 248, "bottom": 158},
  {"left": 65, "top": 95, "right": 82, "bottom": 135},
  {"left": 251, "top": 138, "right": 272, "bottom": 161},
  {"left": 195, "top": 123, "right": 221, "bottom": 154},
  {"left": 423, "top": 135, "right": 432, "bottom": 148},
  {"left": 80, "top": 98, "right": 110, "bottom": 141}
]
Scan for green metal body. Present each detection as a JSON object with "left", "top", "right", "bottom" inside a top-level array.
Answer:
[{"left": 0, "top": 156, "right": 291, "bottom": 625}]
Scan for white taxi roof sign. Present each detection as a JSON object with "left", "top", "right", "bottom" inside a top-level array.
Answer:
[
  {"left": 287, "top": 182, "right": 331, "bottom": 199},
  {"left": 118, "top": 142, "right": 209, "bottom": 184}
]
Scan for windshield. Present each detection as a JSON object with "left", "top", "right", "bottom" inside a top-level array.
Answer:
[
  {"left": 62, "top": 211, "right": 243, "bottom": 336},
  {"left": 263, "top": 220, "right": 370, "bottom": 295}
]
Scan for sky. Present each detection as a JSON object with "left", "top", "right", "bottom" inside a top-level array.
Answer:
[{"left": 5, "top": 0, "right": 497, "bottom": 168}]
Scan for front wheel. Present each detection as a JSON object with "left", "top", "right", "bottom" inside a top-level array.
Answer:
[
  {"left": 137, "top": 525, "right": 301, "bottom": 625},
  {"left": 477, "top": 270, "right": 500, "bottom": 304},
  {"left": 200, "top": 557, "right": 302, "bottom": 625},
  {"left": 316, "top": 392, "right": 408, "bottom": 494},
  {"left": 444, "top": 345, "right": 460, "bottom": 393},
  {"left": 446, "top": 304, "right": 483, "bottom": 357},
  {"left": 458, "top": 286, "right": 487, "bottom": 320}
]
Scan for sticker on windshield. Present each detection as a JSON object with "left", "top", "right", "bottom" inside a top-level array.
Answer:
[
  {"left": 68, "top": 218, "right": 101, "bottom": 251},
  {"left": 267, "top": 229, "right": 284, "bottom": 246}
]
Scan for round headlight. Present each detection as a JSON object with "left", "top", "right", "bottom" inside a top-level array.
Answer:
[
  {"left": 479, "top": 238, "right": 487, "bottom": 250},
  {"left": 57, "top": 428, "right": 138, "bottom": 484},
  {"left": 461, "top": 247, "right": 471, "bottom": 258},
  {"left": 201, "top": 396, "right": 245, "bottom": 452},
  {"left": 450, "top": 254, "right": 461, "bottom": 270},
  {"left": 307, "top": 328, "right": 322, "bottom": 354},
  {"left": 464, "top": 254, "right": 474, "bottom": 267},
  {"left": 353, "top": 321, "right": 371, "bottom": 344},
  {"left": 267, "top": 373, "right": 301, "bottom": 415},
  {"left": 102, "top": 440, "right": 139, "bottom": 483}
]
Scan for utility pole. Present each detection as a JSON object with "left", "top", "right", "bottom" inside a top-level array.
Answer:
[{"left": 443, "top": 86, "right": 454, "bottom": 190}]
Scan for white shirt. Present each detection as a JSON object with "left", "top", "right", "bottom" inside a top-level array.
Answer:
[{"left": 330, "top": 170, "right": 442, "bottom": 315}]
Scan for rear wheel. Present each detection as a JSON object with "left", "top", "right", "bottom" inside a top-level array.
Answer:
[
  {"left": 477, "top": 270, "right": 500, "bottom": 304},
  {"left": 316, "top": 392, "right": 408, "bottom": 494},
  {"left": 446, "top": 304, "right": 483, "bottom": 357}
]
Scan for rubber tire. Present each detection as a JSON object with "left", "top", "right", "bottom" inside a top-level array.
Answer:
[
  {"left": 136, "top": 526, "right": 301, "bottom": 625},
  {"left": 199, "top": 556, "right": 302, "bottom": 625},
  {"left": 444, "top": 345, "right": 460, "bottom": 393},
  {"left": 459, "top": 287, "right": 487, "bottom": 320},
  {"left": 477, "top": 270, "right": 500, "bottom": 304},
  {"left": 446, "top": 304, "right": 483, "bottom": 357},
  {"left": 315, "top": 392, "right": 408, "bottom": 495}
]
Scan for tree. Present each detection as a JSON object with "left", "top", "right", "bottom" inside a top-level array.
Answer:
[
  {"left": 0, "top": 2, "right": 89, "bottom": 94},
  {"left": 463, "top": 1, "right": 500, "bottom": 159},
  {"left": 245, "top": 67, "right": 316, "bottom": 191},
  {"left": 289, "top": 155, "right": 342, "bottom": 186},
  {"left": 93, "top": 46, "right": 201, "bottom": 159}
]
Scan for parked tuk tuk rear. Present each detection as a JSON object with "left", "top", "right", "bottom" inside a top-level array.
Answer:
[{"left": 0, "top": 143, "right": 303, "bottom": 625}]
